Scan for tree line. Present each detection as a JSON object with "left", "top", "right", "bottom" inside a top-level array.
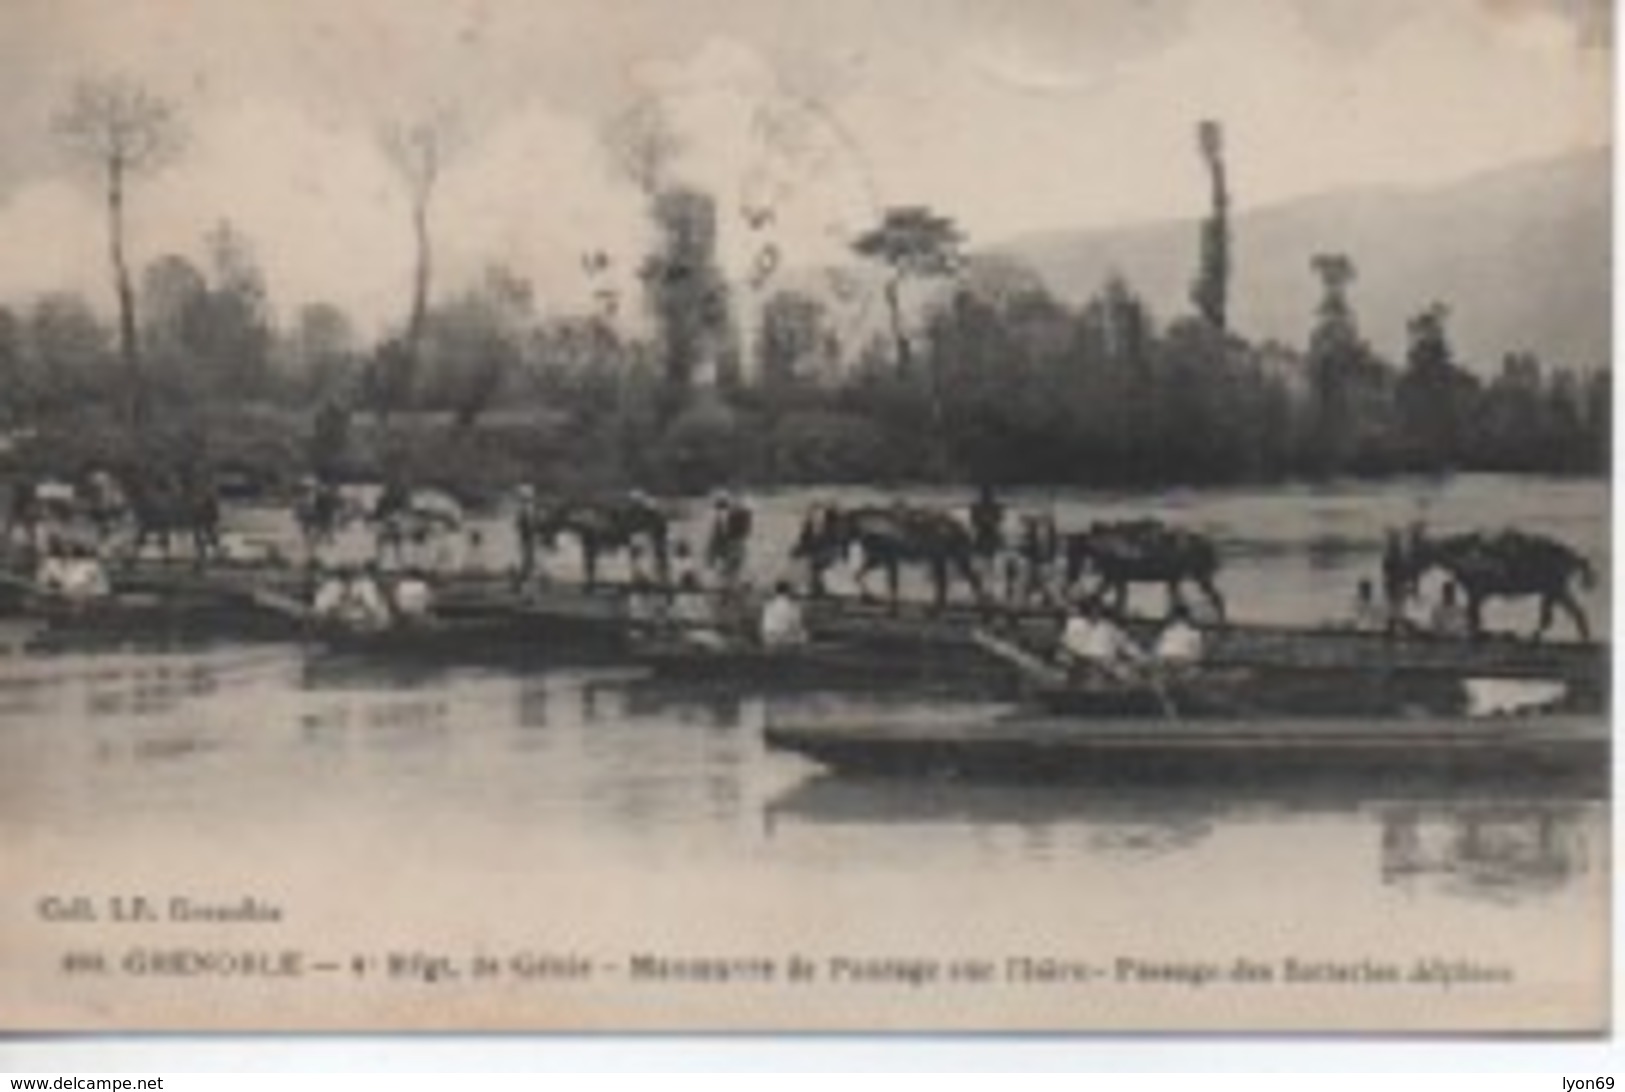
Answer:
[{"left": 0, "top": 81, "right": 1606, "bottom": 499}]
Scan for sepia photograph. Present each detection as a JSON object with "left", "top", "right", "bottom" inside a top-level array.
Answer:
[{"left": 0, "top": 0, "right": 1611, "bottom": 1034}]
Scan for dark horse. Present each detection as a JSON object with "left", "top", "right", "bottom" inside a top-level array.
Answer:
[
  {"left": 533, "top": 495, "right": 671, "bottom": 590},
  {"left": 294, "top": 479, "right": 360, "bottom": 562},
  {"left": 796, "top": 502, "right": 987, "bottom": 611},
  {"left": 1408, "top": 529, "right": 1594, "bottom": 641},
  {"left": 117, "top": 470, "right": 223, "bottom": 567},
  {"left": 1062, "top": 519, "right": 1226, "bottom": 622}
]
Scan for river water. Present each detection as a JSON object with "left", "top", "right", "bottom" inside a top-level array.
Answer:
[{"left": 0, "top": 474, "right": 1609, "bottom": 1032}]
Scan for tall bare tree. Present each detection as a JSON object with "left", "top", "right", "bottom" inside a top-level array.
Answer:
[
  {"left": 381, "top": 117, "right": 458, "bottom": 370},
  {"left": 53, "top": 77, "right": 185, "bottom": 428}
]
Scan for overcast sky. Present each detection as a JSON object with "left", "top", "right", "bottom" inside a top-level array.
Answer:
[{"left": 0, "top": 0, "right": 1609, "bottom": 333}]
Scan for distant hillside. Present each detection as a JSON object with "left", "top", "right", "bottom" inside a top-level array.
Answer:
[{"left": 989, "top": 148, "right": 1611, "bottom": 372}]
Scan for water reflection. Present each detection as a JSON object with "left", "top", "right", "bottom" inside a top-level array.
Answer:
[
  {"left": 0, "top": 615, "right": 1607, "bottom": 923},
  {"left": 763, "top": 775, "right": 1600, "bottom": 903},
  {"left": 619, "top": 676, "right": 747, "bottom": 728},
  {"left": 1380, "top": 802, "right": 1592, "bottom": 905}
]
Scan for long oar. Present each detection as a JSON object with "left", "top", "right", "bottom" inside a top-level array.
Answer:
[
  {"left": 247, "top": 586, "right": 314, "bottom": 625},
  {"left": 970, "top": 626, "right": 1067, "bottom": 688},
  {"left": 1137, "top": 661, "right": 1180, "bottom": 720}
]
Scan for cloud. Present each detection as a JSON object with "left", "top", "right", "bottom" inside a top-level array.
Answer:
[
  {"left": 136, "top": 100, "right": 410, "bottom": 332},
  {"left": 0, "top": 0, "right": 1605, "bottom": 334},
  {"left": 435, "top": 99, "right": 650, "bottom": 319},
  {"left": 0, "top": 181, "right": 106, "bottom": 305}
]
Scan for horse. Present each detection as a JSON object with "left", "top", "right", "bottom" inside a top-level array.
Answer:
[
  {"left": 1407, "top": 529, "right": 1595, "bottom": 641},
  {"left": 293, "top": 479, "right": 363, "bottom": 564},
  {"left": 532, "top": 494, "right": 671, "bottom": 590},
  {"left": 1061, "top": 519, "right": 1226, "bottom": 622},
  {"left": 802, "top": 502, "right": 988, "bottom": 611},
  {"left": 118, "top": 471, "right": 223, "bottom": 568}
]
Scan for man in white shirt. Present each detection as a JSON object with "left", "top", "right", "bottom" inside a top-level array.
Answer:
[
  {"left": 1347, "top": 578, "right": 1388, "bottom": 634},
  {"left": 392, "top": 569, "right": 435, "bottom": 625},
  {"left": 1430, "top": 581, "right": 1471, "bottom": 639},
  {"left": 37, "top": 541, "right": 110, "bottom": 605},
  {"left": 760, "top": 581, "right": 808, "bottom": 650},
  {"left": 342, "top": 564, "right": 391, "bottom": 632},
  {"left": 1153, "top": 601, "right": 1205, "bottom": 678},
  {"left": 63, "top": 551, "right": 111, "bottom": 602},
  {"left": 35, "top": 541, "right": 72, "bottom": 597},
  {"left": 312, "top": 566, "right": 348, "bottom": 620},
  {"left": 1058, "top": 598, "right": 1145, "bottom": 682}
]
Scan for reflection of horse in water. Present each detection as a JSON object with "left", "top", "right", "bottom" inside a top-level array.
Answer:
[
  {"left": 533, "top": 495, "right": 670, "bottom": 590},
  {"left": 794, "top": 502, "right": 986, "bottom": 610},
  {"left": 1407, "top": 529, "right": 1594, "bottom": 641},
  {"left": 1381, "top": 803, "right": 1589, "bottom": 904},
  {"left": 1062, "top": 520, "right": 1226, "bottom": 621}
]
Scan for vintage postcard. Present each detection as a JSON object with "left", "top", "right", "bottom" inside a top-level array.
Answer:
[{"left": 0, "top": 0, "right": 1610, "bottom": 1033}]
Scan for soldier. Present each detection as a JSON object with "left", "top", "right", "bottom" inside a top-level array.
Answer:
[
  {"left": 705, "top": 490, "right": 753, "bottom": 589},
  {"left": 513, "top": 484, "right": 540, "bottom": 584}
]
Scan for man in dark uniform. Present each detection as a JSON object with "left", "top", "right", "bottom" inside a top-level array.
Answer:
[
  {"left": 969, "top": 484, "right": 1004, "bottom": 563},
  {"left": 373, "top": 476, "right": 413, "bottom": 567},
  {"left": 705, "top": 490, "right": 753, "bottom": 589},
  {"left": 513, "top": 484, "right": 540, "bottom": 585},
  {"left": 1380, "top": 527, "right": 1413, "bottom": 636},
  {"left": 4, "top": 477, "right": 39, "bottom": 560}
]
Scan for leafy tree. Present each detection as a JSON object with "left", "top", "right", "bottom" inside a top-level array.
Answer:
[
  {"left": 420, "top": 265, "right": 534, "bottom": 428},
  {"left": 140, "top": 253, "right": 209, "bottom": 388},
  {"left": 200, "top": 221, "right": 273, "bottom": 399},
  {"left": 1305, "top": 253, "right": 1368, "bottom": 472},
  {"left": 1078, "top": 275, "right": 1158, "bottom": 469},
  {"left": 0, "top": 307, "right": 26, "bottom": 425},
  {"left": 285, "top": 302, "right": 359, "bottom": 403},
  {"left": 640, "top": 187, "right": 733, "bottom": 402},
  {"left": 1473, "top": 352, "right": 1545, "bottom": 469},
  {"left": 27, "top": 292, "right": 114, "bottom": 414},
  {"left": 1544, "top": 368, "right": 1589, "bottom": 473},
  {"left": 1582, "top": 369, "right": 1610, "bottom": 473},
  {"left": 310, "top": 400, "right": 352, "bottom": 480},
  {"left": 137, "top": 224, "right": 273, "bottom": 404},
  {"left": 360, "top": 338, "right": 418, "bottom": 425},
  {"left": 757, "top": 290, "right": 829, "bottom": 391},
  {"left": 1157, "top": 315, "right": 1237, "bottom": 480},
  {"left": 1396, "top": 303, "right": 1476, "bottom": 471},
  {"left": 851, "top": 206, "right": 964, "bottom": 466}
]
